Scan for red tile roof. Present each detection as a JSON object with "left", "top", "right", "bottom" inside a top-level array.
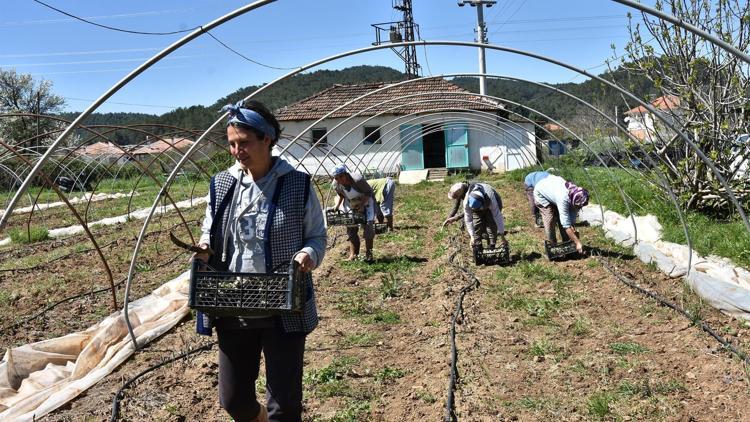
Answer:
[
  {"left": 625, "top": 95, "right": 681, "bottom": 115},
  {"left": 131, "top": 137, "right": 194, "bottom": 155},
  {"left": 74, "top": 142, "right": 123, "bottom": 156},
  {"left": 275, "top": 78, "right": 504, "bottom": 121}
]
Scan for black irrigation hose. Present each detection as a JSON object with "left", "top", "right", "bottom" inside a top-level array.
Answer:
[
  {"left": 597, "top": 253, "right": 750, "bottom": 366},
  {"left": 443, "top": 233, "right": 482, "bottom": 422},
  {"left": 110, "top": 341, "right": 217, "bottom": 422}
]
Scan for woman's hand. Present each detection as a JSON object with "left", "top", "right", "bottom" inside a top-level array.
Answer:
[
  {"left": 192, "top": 243, "right": 211, "bottom": 263},
  {"left": 441, "top": 216, "right": 459, "bottom": 228},
  {"left": 294, "top": 251, "right": 315, "bottom": 273}
]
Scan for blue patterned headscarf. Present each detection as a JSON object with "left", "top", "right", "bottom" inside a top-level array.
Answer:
[{"left": 221, "top": 100, "right": 277, "bottom": 140}]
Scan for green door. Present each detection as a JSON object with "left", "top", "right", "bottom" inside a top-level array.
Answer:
[
  {"left": 445, "top": 123, "right": 469, "bottom": 168},
  {"left": 400, "top": 124, "right": 424, "bottom": 170}
]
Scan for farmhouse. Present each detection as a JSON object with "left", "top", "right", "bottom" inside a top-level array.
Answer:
[
  {"left": 273, "top": 78, "right": 537, "bottom": 176},
  {"left": 623, "top": 95, "right": 681, "bottom": 141}
]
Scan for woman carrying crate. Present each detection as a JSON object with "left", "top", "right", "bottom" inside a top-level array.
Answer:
[
  {"left": 368, "top": 176, "right": 396, "bottom": 231},
  {"left": 193, "top": 100, "right": 327, "bottom": 422},
  {"left": 331, "top": 164, "right": 376, "bottom": 262},
  {"left": 533, "top": 174, "right": 589, "bottom": 254},
  {"left": 442, "top": 182, "right": 507, "bottom": 255}
]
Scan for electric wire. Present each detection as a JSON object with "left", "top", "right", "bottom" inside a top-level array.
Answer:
[
  {"left": 30, "top": 0, "right": 202, "bottom": 36},
  {"left": 205, "top": 31, "right": 299, "bottom": 71}
]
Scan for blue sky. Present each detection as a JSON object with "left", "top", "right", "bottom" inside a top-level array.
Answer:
[{"left": 1, "top": 0, "right": 639, "bottom": 114}]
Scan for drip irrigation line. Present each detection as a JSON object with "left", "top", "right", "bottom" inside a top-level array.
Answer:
[
  {"left": 110, "top": 341, "right": 217, "bottom": 422},
  {"left": 0, "top": 250, "right": 188, "bottom": 335},
  {"left": 597, "top": 253, "right": 750, "bottom": 366},
  {"left": 444, "top": 232, "right": 482, "bottom": 422},
  {"left": 31, "top": 0, "right": 201, "bottom": 35},
  {"left": 205, "top": 31, "right": 298, "bottom": 70}
]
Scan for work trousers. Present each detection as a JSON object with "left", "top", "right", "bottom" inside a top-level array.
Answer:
[
  {"left": 537, "top": 204, "right": 569, "bottom": 243},
  {"left": 217, "top": 323, "right": 306, "bottom": 422},
  {"left": 471, "top": 209, "right": 498, "bottom": 247},
  {"left": 347, "top": 221, "right": 374, "bottom": 241},
  {"left": 524, "top": 183, "right": 539, "bottom": 219}
]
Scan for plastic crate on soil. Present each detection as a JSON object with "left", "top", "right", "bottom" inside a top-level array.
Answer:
[
  {"left": 545, "top": 239, "right": 578, "bottom": 260},
  {"left": 474, "top": 243, "right": 511, "bottom": 266},
  {"left": 326, "top": 209, "right": 366, "bottom": 226},
  {"left": 189, "top": 260, "right": 305, "bottom": 317},
  {"left": 374, "top": 223, "right": 389, "bottom": 234}
]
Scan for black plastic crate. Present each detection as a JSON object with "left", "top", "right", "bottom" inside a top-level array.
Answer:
[
  {"left": 326, "top": 209, "right": 366, "bottom": 226},
  {"left": 474, "top": 243, "right": 511, "bottom": 266},
  {"left": 189, "top": 260, "right": 305, "bottom": 317},
  {"left": 374, "top": 223, "right": 389, "bottom": 234},
  {"left": 544, "top": 240, "right": 578, "bottom": 260}
]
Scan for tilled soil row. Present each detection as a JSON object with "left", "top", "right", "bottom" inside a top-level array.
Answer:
[{"left": 7, "top": 176, "right": 748, "bottom": 421}]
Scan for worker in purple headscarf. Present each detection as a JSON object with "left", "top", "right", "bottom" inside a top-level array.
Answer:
[{"left": 533, "top": 174, "right": 589, "bottom": 253}]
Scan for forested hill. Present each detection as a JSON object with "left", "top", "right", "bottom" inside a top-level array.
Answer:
[
  {"left": 451, "top": 66, "right": 654, "bottom": 122},
  {"left": 60, "top": 64, "right": 653, "bottom": 144}
]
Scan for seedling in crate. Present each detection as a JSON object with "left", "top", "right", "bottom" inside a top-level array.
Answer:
[
  {"left": 474, "top": 242, "right": 511, "bottom": 266},
  {"left": 326, "top": 209, "right": 366, "bottom": 226},
  {"left": 188, "top": 259, "right": 305, "bottom": 317},
  {"left": 544, "top": 239, "right": 579, "bottom": 260}
]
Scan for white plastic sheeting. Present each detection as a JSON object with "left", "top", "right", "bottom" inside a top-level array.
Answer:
[
  {"left": 579, "top": 204, "right": 750, "bottom": 321},
  {"left": 0, "top": 196, "right": 206, "bottom": 245},
  {"left": 0, "top": 271, "right": 191, "bottom": 421},
  {"left": 0, "top": 192, "right": 136, "bottom": 217}
]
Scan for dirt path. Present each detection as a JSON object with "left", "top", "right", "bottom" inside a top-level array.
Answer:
[{"left": 3, "top": 174, "right": 748, "bottom": 421}]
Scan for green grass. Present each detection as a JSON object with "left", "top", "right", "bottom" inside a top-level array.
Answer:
[
  {"left": 340, "top": 255, "right": 419, "bottom": 278},
  {"left": 364, "top": 309, "right": 400, "bottom": 324},
  {"left": 374, "top": 366, "right": 405, "bottom": 383},
  {"left": 587, "top": 391, "right": 616, "bottom": 418},
  {"left": 339, "top": 332, "right": 380, "bottom": 347},
  {"left": 528, "top": 338, "right": 557, "bottom": 357},
  {"left": 414, "top": 389, "right": 436, "bottom": 404},
  {"left": 379, "top": 273, "right": 402, "bottom": 298},
  {"left": 328, "top": 400, "right": 371, "bottom": 422},
  {"left": 571, "top": 317, "right": 591, "bottom": 336},
  {"left": 304, "top": 356, "right": 359, "bottom": 398},
  {"left": 545, "top": 165, "right": 750, "bottom": 268},
  {"left": 494, "top": 261, "right": 573, "bottom": 285},
  {"left": 8, "top": 226, "right": 49, "bottom": 244},
  {"left": 610, "top": 342, "right": 649, "bottom": 355}
]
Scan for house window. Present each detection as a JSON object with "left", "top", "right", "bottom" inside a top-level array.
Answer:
[
  {"left": 363, "top": 126, "right": 381, "bottom": 145},
  {"left": 311, "top": 128, "right": 328, "bottom": 146}
]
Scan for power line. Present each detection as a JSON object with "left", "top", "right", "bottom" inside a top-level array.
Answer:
[
  {"left": 63, "top": 97, "right": 179, "bottom": 109},
  {"left": 0, "top": 8, "right": 192, "bottom": 27},
  {"left": 205, "top": 31, "right": 299, "bottom": 71},
  {"left": 30, "top": 0, "right": 201, "bottom": 35}
]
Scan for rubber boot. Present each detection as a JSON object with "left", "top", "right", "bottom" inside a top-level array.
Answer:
[
  {"left": 364, "top": 238, "right": 374, "bottom": 262},
  {"left": 348, "top": 238, "right": 360, "bottom": 261},
  {"left": 250, "top": 404, "right": 268, "bottom": 422},
  {"left": 386, "top": 215, "right": 394, "bottom": 231}
]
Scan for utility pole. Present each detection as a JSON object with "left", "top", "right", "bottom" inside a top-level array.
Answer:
[
  {"left": 458, "top": 0, "right": 496, "bottom": 96},
  {"left": 372, "top": 0, "right": 421, "bottom": 78}
]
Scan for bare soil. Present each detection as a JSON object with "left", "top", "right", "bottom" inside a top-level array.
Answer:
[{"left": 2, "top": 174, "right": 749, "bottom": 421}]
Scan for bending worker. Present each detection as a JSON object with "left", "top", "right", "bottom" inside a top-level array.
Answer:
[
  {"left": 443, "top": 181, "right": 507, "bottom": 252},
  {"left": 533, "top": 174, "right": 589, "bottom": 253},
  {"left": 368, "top": 176, "right": 396, "bottom": 231},
  {"left": 194, "top": 100, "right": 326, "bottom": 421},
  {"left": 524, "top": 170, "right": 550, "bottom": 228},
  {"left": 332, "top": 164, "right": 376, "bottom": 262}
]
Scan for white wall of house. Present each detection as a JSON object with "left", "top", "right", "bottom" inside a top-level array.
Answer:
[{"left": 276, "top": 113, "right": 536, "bottom": 176}]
